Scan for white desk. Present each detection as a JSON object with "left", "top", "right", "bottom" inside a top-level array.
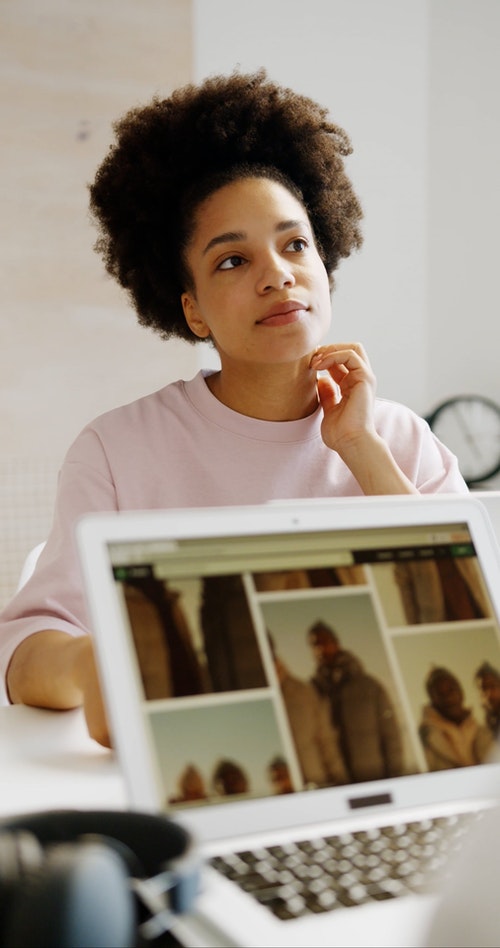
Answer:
[
  {"left": 3, "top": 706, "right": 490, "bottom": 947},
  {"left": 0, "top": 705, "right": 126, "bottom": 817}
]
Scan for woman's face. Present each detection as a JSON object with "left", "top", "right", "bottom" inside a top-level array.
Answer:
[{"left": 181, "top": 176, "right": 332, "bottom": 369}]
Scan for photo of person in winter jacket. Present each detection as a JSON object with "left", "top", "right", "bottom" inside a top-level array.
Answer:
[{"left": 307, "top": 620, "right": 404, "bottom": 783}]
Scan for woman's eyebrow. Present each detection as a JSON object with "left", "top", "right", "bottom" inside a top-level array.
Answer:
[
  {"left": 276, "top": 218, "right": 307, "bottom": 233},
  {"left": 202, "top": 219, "right": 308, "bottom": 256},
  {"left": 203, "top": 231, "right": 245, "bottom": 255}
]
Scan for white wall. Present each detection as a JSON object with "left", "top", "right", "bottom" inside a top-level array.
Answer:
[
  {"left": 193, "top": 0, "right": 500, "bottom": 418},
  {"left": 428, "top": 0, "right": 500, "bottom": 409}
]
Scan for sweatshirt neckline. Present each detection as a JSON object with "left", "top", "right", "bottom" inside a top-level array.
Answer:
[{"left": 184, "top": 370, "right": 322, "bottom": 443}]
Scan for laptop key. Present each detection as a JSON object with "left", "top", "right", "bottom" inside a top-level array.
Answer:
[{"left": 210, "top": 810, "right": 484, "bottom": 921}]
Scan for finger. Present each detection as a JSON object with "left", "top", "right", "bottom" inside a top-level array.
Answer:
[
  {"left": 317, "top": 374, "right": 341, "bottom": 410},
  {"left": 311, "top": 341, "right": 371, "bottom": 367},
  {"left": 313, "top": 354, "right": 366, "bottom": 390},
  {"left": 312, "top": 341, "right": 367, "bottom": 356},
  {"left": 311, "top": 347, "right": 367, "bottom": 370},
  {"left": 327, "top": 364, "right": 350, "bottom": 386},
  {"left": 85, "top": 696, "right": 112, "bottom": 748}
]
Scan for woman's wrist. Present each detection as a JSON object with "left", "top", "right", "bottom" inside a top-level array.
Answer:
[{"left": 335, "top": 430, "right": 418, "bottom": 495}]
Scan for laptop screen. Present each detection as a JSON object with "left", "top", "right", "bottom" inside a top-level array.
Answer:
[{"left": 104, "top": 516, "right": 500, "bottom": 815}]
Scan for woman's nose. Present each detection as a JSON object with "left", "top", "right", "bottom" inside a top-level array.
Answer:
[{"left": 256, "top": 253, "right": 296, "bottom": 292}]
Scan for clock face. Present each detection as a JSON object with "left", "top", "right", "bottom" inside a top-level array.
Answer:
[{"left": 426, "top": 396, "right": 500, "bottom": 485}]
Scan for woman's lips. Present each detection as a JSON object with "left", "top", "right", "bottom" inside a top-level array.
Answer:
[{"left": 257, "top": 300, "right": 308, "bottom": 327}]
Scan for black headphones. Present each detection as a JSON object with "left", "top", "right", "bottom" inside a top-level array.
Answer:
[{"left": 0, "top": 808, "right": 200, "bottom": 948}]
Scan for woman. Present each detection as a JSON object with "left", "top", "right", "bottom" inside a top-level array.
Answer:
[{"left": 0, "top": 69, "right": 467, "bottom": 746}]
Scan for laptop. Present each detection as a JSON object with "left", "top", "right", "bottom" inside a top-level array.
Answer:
[
  {"left": 469, "top": 488, "right": 500, "bottom": 544},
  {"left": 76, "top": 494, "right": 500, "bottom": 948}
]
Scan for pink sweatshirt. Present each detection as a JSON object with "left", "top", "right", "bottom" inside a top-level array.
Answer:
[{"left": 0, "top": 371, "right": 467, "bottom": 684}]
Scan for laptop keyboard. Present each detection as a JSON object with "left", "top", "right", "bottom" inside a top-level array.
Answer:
[{"left": 210, "top": 811, "right": 482, "bottom": 921}]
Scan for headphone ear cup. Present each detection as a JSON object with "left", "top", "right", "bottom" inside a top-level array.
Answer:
[{"left": 3, "top": 840, "right": 137, "bottom": 948}]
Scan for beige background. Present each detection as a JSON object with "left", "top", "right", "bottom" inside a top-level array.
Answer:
[{"left": 1, "top": 0, "right": 197, "bottom": 606}]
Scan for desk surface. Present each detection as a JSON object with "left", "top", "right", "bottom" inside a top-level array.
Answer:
[{"left": 0, "top": 705, "right": 126, "bottom": 817}]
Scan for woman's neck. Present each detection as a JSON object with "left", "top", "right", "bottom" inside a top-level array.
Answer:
[{"left": 205, "top": 361, "right": 319, "bottom": 421}]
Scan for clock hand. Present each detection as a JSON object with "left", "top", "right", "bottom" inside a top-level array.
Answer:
[{"left": 454, "top": 404, "right": 484, "bottom": 459}]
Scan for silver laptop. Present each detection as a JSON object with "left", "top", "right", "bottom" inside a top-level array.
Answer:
[
  {"left": 76, "top": 494, "right": 500, "bottom": 948},
  {"left": 470, "top": 488, "right": 500, "bottom": 544}
]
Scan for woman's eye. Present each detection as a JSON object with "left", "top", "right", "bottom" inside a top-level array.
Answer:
[
  {"left": 218, "top": 254, "right": 245, "bottom": 270},
  {"left": 285, "top": 237, "right": 308, "bottom": 253}
]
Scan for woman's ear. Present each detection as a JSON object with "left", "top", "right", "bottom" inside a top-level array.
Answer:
[{"left": 181, "top": 292, "right": 211, "bottom": 339}]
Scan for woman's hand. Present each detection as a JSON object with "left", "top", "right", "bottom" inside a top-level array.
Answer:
[
  {"left": 310, "top": 342, "right": 377, "bottom": 455},
  {"left": 310, "top": 342, "right": 418, "bottom": 495},
  {"left": 71, "top": 636, "right": 112, "bottom": 748}
]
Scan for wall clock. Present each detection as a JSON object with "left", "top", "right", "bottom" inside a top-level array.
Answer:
[{"left": 425, "top": 395, "right": 500, "bottom": 486}]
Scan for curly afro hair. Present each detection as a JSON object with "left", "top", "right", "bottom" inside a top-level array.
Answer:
[{"left": 89, "top": 68, "right": 363, "bottom": 343}]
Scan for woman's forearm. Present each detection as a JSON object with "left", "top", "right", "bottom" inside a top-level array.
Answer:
[{"left": 7, "top": 631, "right": 111, "bottom": 746}]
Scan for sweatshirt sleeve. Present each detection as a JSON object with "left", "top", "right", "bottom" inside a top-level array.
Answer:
[
  {"left": 0, "top": 428, "right": 118, "bottom": 696},
  {"left": 374, "top": 399, "right": 469, "bottom": 494}
]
